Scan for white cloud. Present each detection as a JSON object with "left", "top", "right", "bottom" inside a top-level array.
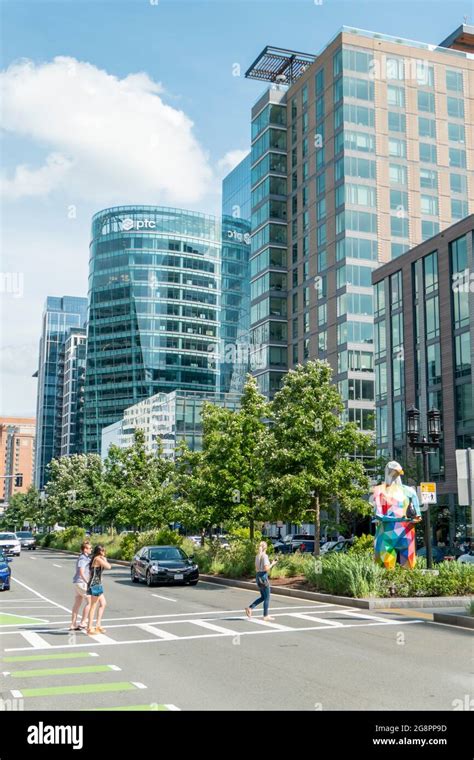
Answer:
[
  {"left": 1, "top": 153, "right": 73, "bottom": 200},
  {"left": 217, "top": 149, "right": 249, "bottom": 177},
  {"left": 0, "top": 57, "right": 214, "bottom": 204}
]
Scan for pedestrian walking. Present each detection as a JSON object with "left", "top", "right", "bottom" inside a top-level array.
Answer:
[
  {"left": 86, "top": 545, "right": 111, "bottom": 635},
  {"left": 70, "top": 540, "right": 92, "bottom": 631},
  {"left": 245, "top": 541, "right": 277, "bottom": 622}
]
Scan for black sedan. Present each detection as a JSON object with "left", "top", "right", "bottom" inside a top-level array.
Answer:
[{"left": 130, "top": 545, "right": 199, "bottom": 587}]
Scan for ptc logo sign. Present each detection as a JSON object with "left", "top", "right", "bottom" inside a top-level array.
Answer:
[{"left": 121, "top": 218, "right": 156, "bottom": 231}]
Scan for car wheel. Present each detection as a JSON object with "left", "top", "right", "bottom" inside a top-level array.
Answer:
[
  {"left": 146, "top": 571, "right": 154, "bottom": 587},
  {"left": 131, "top": 567, "right": 139, "bottom": 584},
  {"left": 188, "top": 580, "right": 198, "bottom": 586}
]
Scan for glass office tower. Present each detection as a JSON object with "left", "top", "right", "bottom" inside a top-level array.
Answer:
[
  {"left": 246, "top": 27, "right": 474, "bottom": 421},
  {"left": 84, "top": 206, "right": 221, "bottom": 453},
  {"left": 221, "top": 154, "right": 252, "bottom": 394},
  {"left": 34, "top": 296, "right": 88, "bottom": 489}
]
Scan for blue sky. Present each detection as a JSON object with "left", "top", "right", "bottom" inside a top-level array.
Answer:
[{"left": 0, "top": 0, "right": 471, "bottom": 416}]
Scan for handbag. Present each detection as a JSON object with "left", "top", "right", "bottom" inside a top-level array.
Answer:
[
  {"left": 256, "top": 572, "right": 269, "bottom": 589},
  {"left": 89, "top": 583, "right": 104, "bottom": 597}
]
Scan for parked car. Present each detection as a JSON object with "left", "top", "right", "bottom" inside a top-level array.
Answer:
[
  {"left": 130, "top": 545, "right": 199, "bottom": 587},
  {"left": 0, "top": 550, "right": 12, "bottom": 591},
  {"left": 274, "top": 534, "right": 316, "bottom": 554},
  {"left": 0, "top": 532, "right": 21, "bottom": 557},
  {"left": 457, "top": 551, "right": 474, "bottom": 564},
  {"left": 320, "top": 539, "right": 352, "bottom": 555},
  {"left": 417, "top": 545, "right": 448, "bottom": 563},
  {"left": 16, "top": 531, "right": 36, "bottom": 550}
]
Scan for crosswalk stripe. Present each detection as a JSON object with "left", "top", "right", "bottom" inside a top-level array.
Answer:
[
  {"left": 248, "top": 618, "right": 293, "bottom": 630},
  {"left": 191, "top": 620, "right": 239, "bottom": 635},
  {"left": 92, "top": 704, "right": 174, "bottom": 711},
  {"left": 289, "top": 613, "right": 344, "bottom": 627},
  {"left": 20, "top": 631, "right": 52, "bottom": 649},
  {"left": 337, "top": 610, "right": 391, "bottom": 624},
  {"left": 86, "top": 632, "right": 116, "bottom": 645},
  {"left": 138, "top": 624, "right": 178, "bottom": 640}
]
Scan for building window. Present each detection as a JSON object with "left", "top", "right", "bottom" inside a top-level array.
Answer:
[
  {"left": 388, "top": 112, "right": 406, "bottom": 133},
  {"left": 417, "top": 91, "right": 435, "bottom": 113},
  {"left": 455, "top": 332, "right": 471, "bottom": 378},
  {"left": 447, "top": 96, "right": 464, "bottom": 119},
  {"left": 419, "top": 143, "right": 437, "bottom": 164},
  {"left": 387, "top": 85, "right": 405, "bottom": 107},
  {"left": 449, "top": 148, "right": 466, "bottom": 169},
  {"left": 425, "top": 297, "right": 440, "bottom": 340},
  {"left": 418, "top": 117, "right": 436, "bottom": 139},
  {"left": 450, "top": 173, "right": 467, "bottom": 195},
  {"left": 446, "top": 69, "right": 463, "bottom": 93},
  {"left": 315, "top": 67, "right": 324, "bottom": 95},
  {"left": 391, "top": 216, "right": 409, "bottom": 238},
  {"left": 420, "top": 195, "right": 439, "bottom": 216},
  {"left": 388, "top": 138, "right": 407, "bottom": 158},
  {"left": 422, "top": 220, "right": 439, "bottom": 240},
  {"left": 420, "top": 169, "right": 437, "bottom": 190},
  {"left": 451, "top": 199, "right": 469, "bottom": 220},
  {"left": 427, "top": 342, "right": 441, "bottom": 385},
  {"left": 389, "top": 163, "right": 407, "bottom": 185}
]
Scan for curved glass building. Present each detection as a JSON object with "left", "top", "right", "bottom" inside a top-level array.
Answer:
[{"left": 84, "top": 206, "right": 220, "bottom": 452}]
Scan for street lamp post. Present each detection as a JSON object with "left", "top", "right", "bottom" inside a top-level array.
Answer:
[{"left": 406, "top": 405, "right": 441, "bottom": 570}]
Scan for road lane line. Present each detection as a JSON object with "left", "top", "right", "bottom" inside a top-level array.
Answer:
[
  {"left": 164, "top": 704, "right": 180, "bottom": 710},
  {"left": 191, "top": 620, "right": 239, "bottom": 635},
  {"left": 52, "top": 564, "right": 62, "bottom": 568},
  {"left": 11, "top": 577, "right": 71, "bottom": 613},
  {"left": 289, "top": 613, "right": 344, "bottom": 627},
  {"left": 138, "top": 624, "right": 179, "bottom": 640},
  {"left": 10, "top": 689, "right": 23, "bottom": 698},
  {"left": 151, "top": 594, "right": 177, "bottom": 602},
  {"left": 20, "top": 631, "right": 52, "bottom": 649},
  {"left": 131, "top": 682, "right": 147, "bottom": 689}
]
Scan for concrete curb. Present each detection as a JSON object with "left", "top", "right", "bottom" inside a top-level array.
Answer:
[
  {"left": 38, "top": 547, "right": 472, "bottom": 610},
  {"left": 432, "top": 612, "right": 474, "bottom": 629}
]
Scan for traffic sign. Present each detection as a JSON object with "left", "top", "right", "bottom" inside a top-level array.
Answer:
[{"left": 420, "top": 482, "right": 437, "bottom": 504}]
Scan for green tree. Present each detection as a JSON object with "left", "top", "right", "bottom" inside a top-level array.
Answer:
[
  {"left": 198, "top": 375, "right": 271, "bottom": 539},
  {"left": 1, "top": 487, "right": 43, "bottom": 531},
  {"left": 266, "top": 360, "right": 372, "bottom": 555},
  {"left": 103, "top": 429, "right": 175, "bottom": 530},
  {"left": 44, "top": 454, "right": 106, "bottom": 528}
]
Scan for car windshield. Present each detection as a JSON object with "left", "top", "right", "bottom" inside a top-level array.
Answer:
[
  {"left": 0, "top": 534, "right": 17, "bottom": 540},
  {"left": 17, "top": 532, "right": 33, "bottom": 538},
  {"left": 0, "top": 550, "right": 5, "bottom": 561},
  {"left": 149, "top": 547, "right": 187, "bottom": 562}
]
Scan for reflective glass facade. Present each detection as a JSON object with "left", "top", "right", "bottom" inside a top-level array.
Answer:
[
  {"left": 84, "top": 206, "right": 221, "bottom": 453},
  {"left": 221, "top": 154, "right": 252, "bottom": 394},
  {"left": 34, "top": 296, "right": 88, "bottom": 489}
]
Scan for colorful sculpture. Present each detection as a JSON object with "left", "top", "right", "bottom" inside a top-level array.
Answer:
[{"left": 372, "top": 461, "right": 421, "bottom": 570}]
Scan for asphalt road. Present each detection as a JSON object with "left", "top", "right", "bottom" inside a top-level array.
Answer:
[{"left": 0, "top": 549, "right": 472, "bottom": 711}]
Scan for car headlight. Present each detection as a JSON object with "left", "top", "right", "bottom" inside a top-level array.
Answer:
[{"left": 150, "top": 564, "right": 160, "bottom": 573}]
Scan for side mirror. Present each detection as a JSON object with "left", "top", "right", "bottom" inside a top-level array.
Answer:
[{"left": 7, "top": 557, "right": 12, "bottom": 563}]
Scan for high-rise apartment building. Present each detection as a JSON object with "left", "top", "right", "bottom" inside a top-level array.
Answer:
[
  {"left": 246, "top": 26, "right": 474, "bottom": 430},
  {"left": 0, "top": 417, "right": 35, "bottom": 507},
  {"left": 84, "top": 206, "right": 221, "bottom": 453},
  {"left": 221, "top": 154, "right": 252, "bottom": 394},
  {"left": 34, "top": 296, "right": 88, "bottom": 489},
  {"left": 58, "top": 328, "right": 87, "bottom": 457},
  {"left": 372, "top": 215, "right": 474, "bottom": 540}
]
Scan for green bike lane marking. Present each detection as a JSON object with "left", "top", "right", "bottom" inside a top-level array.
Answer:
[
  {"left": 7, "top": 664, "right": 120, "bottom": 678},
  {"left": 10, "top": 681, "right": 147, "bottom": 698},
  {"left": 92, "top": 704, "right": 180, "bottom": 711},
  {"left": 0, "top": 613, "right": 49, "bottom": 626},
  {"left": 2, "top": 652, "right": 100, "bottom": 663}
]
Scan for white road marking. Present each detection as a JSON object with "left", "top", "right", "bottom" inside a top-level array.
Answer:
[
  {"left": 4, "top": 619, "right": 422, "bottom": 652},
  {"left": 151, "top": 594, "right": 177, "bottom": 602},
  {"left": 248, "top": 618, "right": 294, "bottom": 630},
  {"left": 108, "top": 665, "right": 121, "bottom": 671},
  {"left": 86, "top": 632, "right": 116, "bottom": 645},
  {"left": 29, "top": 557, "right": 36, "bottom": 560},
  {"left": 11, "top": 577, "right": 71, "bottom": 613},
  {"left": 20, "top": 630, "right": 52, "bottom": 649},
  {"left": 191, "top": 620, "right": 239, "bottom": 635},
  {"left": 337, "top": 609, "right": 393, "bottom": 624},
  {"left": 52, "top": 564, "right": 62, "bottom": 568},
  {"left": 164, "top": 704, "right": 181, "bottom": 711},
  {"left": 4, "top": 604, "right": 335, "bottom": 628},
  {"left": 289, "top": 613, "right": 344, "bottom": 627},
  {"left": 132, "top": 682, "right": 147, "bottom": 689},
  {"left": 138, "top": 624, "right": 179, "bottom": 640},
  {"left": 10, "top": 690, "right": 23, "bottom": 698}
]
